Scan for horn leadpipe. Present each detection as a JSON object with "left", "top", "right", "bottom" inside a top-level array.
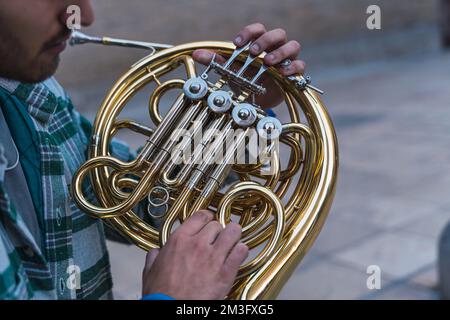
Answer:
[{"left": 69, "top": 30, "right": 172, "bottom": 51}]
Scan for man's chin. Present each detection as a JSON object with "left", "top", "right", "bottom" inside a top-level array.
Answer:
[
  {"left": 1, "top": 56, "right": 60, "bottom": 84},
  {"left": 31, "top": 56, "right": 60, "bottom": 83}
]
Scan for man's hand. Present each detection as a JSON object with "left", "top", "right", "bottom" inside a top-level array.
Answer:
[
  {"left": 193, "top": 23, "right": 305, "bottom": 109},
  {"left": 142, "top": 210, "right": 249, "bottom": 300}
]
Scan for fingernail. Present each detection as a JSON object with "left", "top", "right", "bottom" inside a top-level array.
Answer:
[
  {"left": 266, "top": 53, "right": 275, "bottom": 62},
  {"left": 200, "top": 52, "right": 210, "bottom": 61},
  {"left": 234, "top": 36, "right": 243, "bottom": 45},
  {"left": 251, "top": 43, "right": 260, "bottom": 53}
]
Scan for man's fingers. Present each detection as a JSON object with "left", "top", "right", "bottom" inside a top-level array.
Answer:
[
  {"left": 177, "top": 210, "right": 214, "bottom": 236},
  {"left": 234, "top": 23, "right": 267, "bottom": 47},
  {"left": 249, "top": 28, "right": 287, "bottom": 56},
  {"left": 264, "top": 40, "right": 301, "bottom": 66},
  {"left": 192, "top": 49, "right": 226, "bottom": 66},
  {"left": 221, "top": 243, "right": 249, "bottom": 281},
  {"left": 197, "top": 220, "right": 223, "bottom": 244},
  {"left": 213, "top": 223, "right": 243, "bottom": 261},
  {"left": 279, "top": 60, "right": 306, "bottom": 76}
]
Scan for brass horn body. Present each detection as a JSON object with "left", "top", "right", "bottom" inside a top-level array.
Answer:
[{"left": 71, "top": 32, "right": 338, "bottom": 300}]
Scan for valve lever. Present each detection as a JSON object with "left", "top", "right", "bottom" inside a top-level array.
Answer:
[
  {"left": 223, "top": 42, "right": 252, "bottom": 69},
  {"left": 251, "top": 65, "right": 268, "bottom": 84},
  {"left": 236, "top": 54, "right": 257, "bottom": 77}
]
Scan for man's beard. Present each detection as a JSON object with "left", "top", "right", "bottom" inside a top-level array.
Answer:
[{"left": 0, "top": 32, "right": 60, "bottom": 83}]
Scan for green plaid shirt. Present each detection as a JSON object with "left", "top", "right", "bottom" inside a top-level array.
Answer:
[{"left": 0, "top": 77, "right": 132, "bottom": 299}]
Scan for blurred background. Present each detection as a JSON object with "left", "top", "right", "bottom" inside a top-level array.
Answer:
[{"left": 57, "top": 0, "right": 450, "bottom": 299}]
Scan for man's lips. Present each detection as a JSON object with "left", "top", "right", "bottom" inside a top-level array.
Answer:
[
  {"left": 43, "top": 31, "right": 72, "bottom": 54},
  {"left": 45, "top": 41, "right": 67, "bottom": 55}
]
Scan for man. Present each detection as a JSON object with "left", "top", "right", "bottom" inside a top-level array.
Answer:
[{"left": 0, "top": 0, "right": 304, "bottom": 300}]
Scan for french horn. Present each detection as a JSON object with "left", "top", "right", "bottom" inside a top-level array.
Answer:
[{"left": 70, "top": 31, "right": 338, "bottom": 300}]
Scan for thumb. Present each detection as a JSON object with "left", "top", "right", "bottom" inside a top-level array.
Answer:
[{"left": 192, "top": 49, "right": 226, "bottom": 66}]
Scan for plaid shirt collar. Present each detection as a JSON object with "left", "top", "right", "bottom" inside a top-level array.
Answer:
[{"left": 0, "top": 77, "right": 60, "bottom": 124}]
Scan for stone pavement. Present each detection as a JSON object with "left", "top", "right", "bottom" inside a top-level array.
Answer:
[{"left": 68, "top": 49, "right": 450, "bottom": 300}]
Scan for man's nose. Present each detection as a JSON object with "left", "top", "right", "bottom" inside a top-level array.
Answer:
[
  {"left": 60, "top": 0, "right": 95, "bottom": 29},
  {"left": 79, "top": 0, "right": 95, "bottom": 27}
]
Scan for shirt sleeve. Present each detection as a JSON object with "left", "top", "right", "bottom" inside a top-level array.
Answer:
[
  {"left": 0, "top": 235, "right": 32, "bottom": 299},
  {"left": 141, "top": 293, "right": 175, "bottom": 300},
  {"left": 0, "top": 183, "right": 33, "bottom": 300}
]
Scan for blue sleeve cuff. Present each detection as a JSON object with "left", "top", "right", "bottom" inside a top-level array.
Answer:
[{"left": 141, "top": 293, "right": 175, "bottom": 300}]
